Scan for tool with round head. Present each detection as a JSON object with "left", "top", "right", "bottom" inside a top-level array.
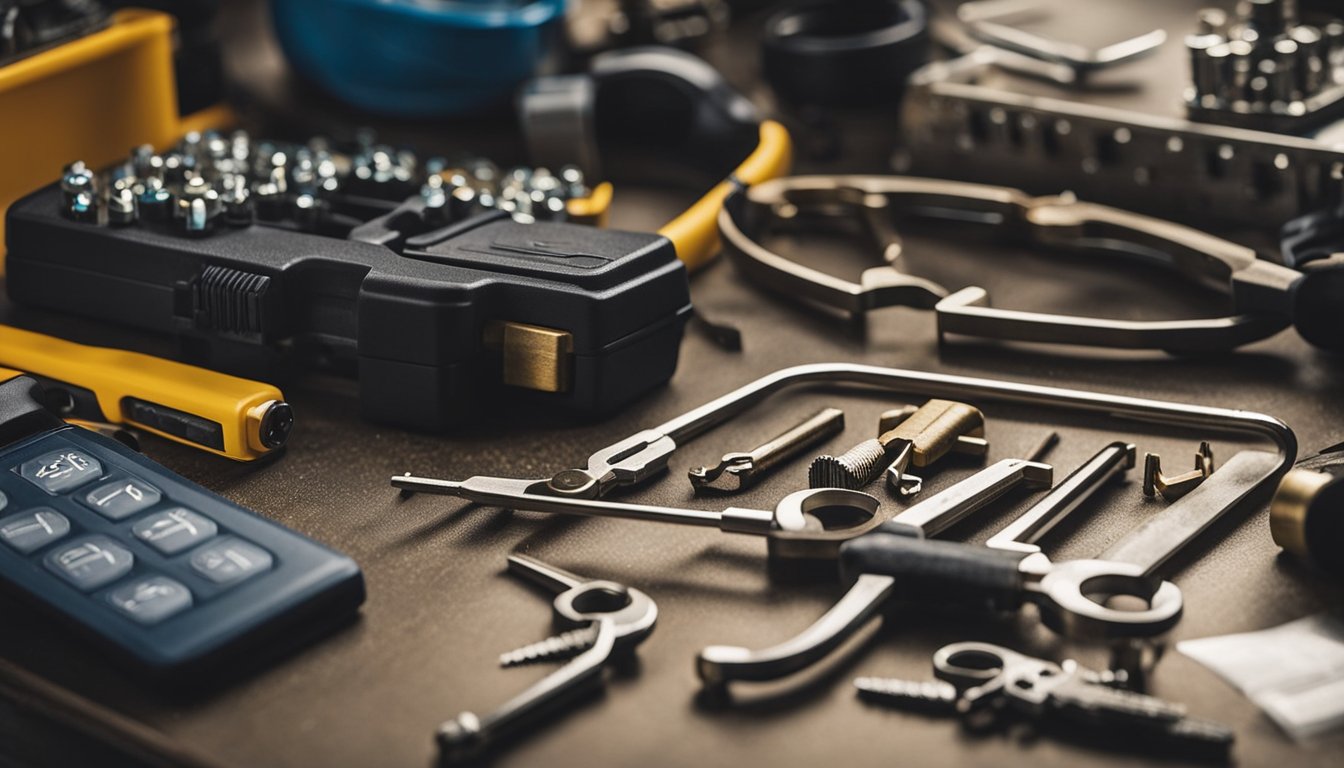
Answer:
[{"left": 437, "top": 555, "right": 657, "bottom": 763}]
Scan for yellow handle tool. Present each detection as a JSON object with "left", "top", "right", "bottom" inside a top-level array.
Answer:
[
  {"left": 658, "top": 120, "right": 794, "bottom": 273},
  {"left": 0, "top": 325, "right": 291, "bottom": 461}
]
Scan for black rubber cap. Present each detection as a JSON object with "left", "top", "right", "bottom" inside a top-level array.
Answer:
[
  {"left": 259, "top": 402, "right": 295, "bottom": 450},
  {"left": 762, "top": 0, "right": 928, "bottom": 109},
  {"left": 0, "top": 376, "right": 63, "bottom": 449},
  {"left": 1302, "top": 474, "right": 1344, "bottom": 577},
  {"left": 1291, "top": 258, "right": 1344, "bottom": 352}
]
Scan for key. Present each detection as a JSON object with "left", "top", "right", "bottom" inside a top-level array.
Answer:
[
  {"left": 1000, "top": 659, "right": 1234, "bottom": 757},
  {"left": 689, "top": 407, "right": 844, "bottom": 493},
  {"left": 860, "top": 642, "right": 1233, "bottom": 760},
  {"left": 436, "top": 555, "right": 657, "bottom": 763},
  {"left": 854, "top": 677, "right": 959, "bottom": 713}
]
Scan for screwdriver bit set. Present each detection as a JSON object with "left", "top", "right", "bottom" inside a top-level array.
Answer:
[
  {"left": 55, "top": 131, "right": 608, "bottom": 234},
  {"left": 1184, "top": 2, "right": 1344, "bottom": 132},
  {"left": 5, "top": 131, "right": 690, "bottom": 430}
]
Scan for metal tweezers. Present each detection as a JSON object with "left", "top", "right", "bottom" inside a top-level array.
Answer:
[{"left": 718, "top": 174, "right": 1306, "bottom": 353}]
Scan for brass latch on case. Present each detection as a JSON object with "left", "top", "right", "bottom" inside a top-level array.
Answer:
[{"left": 483, "top": 321, "right": 574, "bottom": 393}]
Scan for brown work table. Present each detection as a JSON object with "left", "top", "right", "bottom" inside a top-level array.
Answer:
[{"left": 3, "top": 1, "right": 1343, "bottom": 766}]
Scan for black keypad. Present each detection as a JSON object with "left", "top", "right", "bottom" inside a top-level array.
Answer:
[
  {"left": 0, "top": 508, "right": 69, "bottom": 554},
  {"left": 80, "top": 477, "right": 161, "bottom": 520},
  {"left": 133, "top": 507, "right": 217, "bottom": 554},
  {"left": 0, "top": 425, "right": 364, "bottom": 676},
  {"left": 18, "top": 448, "right": 102, "bottom": 494}
]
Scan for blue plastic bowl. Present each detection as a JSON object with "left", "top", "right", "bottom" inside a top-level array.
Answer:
[{"left": 271, "top": 0, "right": 566, "bottom": 117}]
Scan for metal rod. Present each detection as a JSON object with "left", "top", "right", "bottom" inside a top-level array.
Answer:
[{"left": 986, "top": 441, "right": 1134, "bottom": 554}]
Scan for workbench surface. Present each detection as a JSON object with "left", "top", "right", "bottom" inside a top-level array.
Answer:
[{"left": 2, "top": 1, "right": 1342, "bottom": 767}]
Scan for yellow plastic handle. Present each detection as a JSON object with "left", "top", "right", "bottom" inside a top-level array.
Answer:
[
  {"left": 658, "top": 120, "right": 794, "bottom": 273},
  {"left": 0, "top": 325, "right": 288, "bottom": 461}
]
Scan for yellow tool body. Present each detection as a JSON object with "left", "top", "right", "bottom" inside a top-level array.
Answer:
[
  {"left": 0, "top": 9, "right": 232, "bottom": 273},
  {"left": 658, "top": 120, "right": 793, "bottom": 272},
  {"left": 0, "top": 325, "right": 290, "bottom": 461}
]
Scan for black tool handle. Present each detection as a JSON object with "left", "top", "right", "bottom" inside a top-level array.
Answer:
[
  {"left": 1291, "top": 258, "right": 1344, "bottom": 352},
  {"left": 838, "top": 531, "right": 1028, "bottom": 612}
]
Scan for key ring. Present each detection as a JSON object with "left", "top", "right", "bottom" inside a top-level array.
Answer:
[
  {"left": 932, "top": 641, "right": 1032, "bottom": 688},
  {"left": 719, "top": 174, "right": 1325, "bottom": 353}
]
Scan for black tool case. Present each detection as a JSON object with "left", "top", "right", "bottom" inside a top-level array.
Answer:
[{"left": 4, "top": 186, "right": 691, "bottom": 430}]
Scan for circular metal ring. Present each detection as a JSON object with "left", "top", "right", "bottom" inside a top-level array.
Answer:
[{"left": 1035, "top": 559, "right": 1183, "bottom": 639}]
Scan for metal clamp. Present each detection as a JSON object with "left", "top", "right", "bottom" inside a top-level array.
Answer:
[{"left": 719, "top": 175, "right": 1303, "bottom": 353}]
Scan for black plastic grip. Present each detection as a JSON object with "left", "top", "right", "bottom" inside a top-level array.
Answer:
[
  {"left": 0, "top": 376, "right": 63, "bottom": 448},
  {"left": 1291, "top": 259, "right": 1344, "bottom": 352},
  {"left": 838, "top": 533, "right": 1028, "bottom": 612}
]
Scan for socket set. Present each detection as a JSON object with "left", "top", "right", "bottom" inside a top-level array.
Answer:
[
  {"left": 897, "top": 1, "right": 1344, "bottom": 231},
  {"left": 1185, "top": 2, "right": 1344, "bottom": 133},
  {"left": 55, "top": 130, "right": 609, "bottom": 236},
  {"left": 5, "top": 132, "right": 688, "bottom": 431}
]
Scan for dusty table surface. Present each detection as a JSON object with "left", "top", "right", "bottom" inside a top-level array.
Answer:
[{"left": 3, "top": 1, "right": 1344, "bottom": 767}]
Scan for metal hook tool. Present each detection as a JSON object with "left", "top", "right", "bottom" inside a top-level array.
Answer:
[{"left": 437, "top": 555, "right": 657, "bottom": 763}]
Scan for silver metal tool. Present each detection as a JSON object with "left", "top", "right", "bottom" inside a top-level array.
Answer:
[
  {"left": 394, "top": 363, "right": 1293, "bottom": 508},
  {"left": 689, "top": 407, "right": 843, "bottom": 494},
  {"left": 955, "top": 0, "right": 1166, "bottom": 78},
  {"left": 1183, "top": 0, "right": 1344, "bottom": 132},
  {"left": 695, "top": 449, "right": 1279, "bottom": 687},
  {"left": 898, "top": 33, "right": 1344, "bottom": 233},
  {"left": 808, "top": 400, "right": 986, "bottom": 494},
  {"left": 856, "top": 641, "right": 1233, "bottom": 758},
  {"left": 394, "top": 478, "right": 885, "bottom": 563},
  {"left": 986, "top": 441, "right": 1135, "bottom": 557},
  {"left": 398, "top": 457, "right": 1050, "bottom": 564},
  {"left": 695, "top": 458, "right": 1053, "bottom": 683},
  {"left": 719, "top": 176, "right": 1316, "bottom": 353},
  {"left": 437, "top": 555, "right": 656, "bottom": 763},
  {"left": 1143, "top": 442, "right": 1214, "bottom": 501}
]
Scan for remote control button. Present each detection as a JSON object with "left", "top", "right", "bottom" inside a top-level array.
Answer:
[
  {"left": 0, "top": 489, "right": 7, "bottom": 512},
  {"left": 108, "top": 575, "right": 193, "bottom": 625},
  {"left": 80, "top": 478, "right": 162, "bottom": 520},
  {"left": 46, "top": 536, "right": 134, "bottom": 591},
  {"left": 18, "top": 449, "right": 103, "bottom": 495},
  {"left": 133, "top": 508, "right": 217, "bottom": 555},
  {"left": 190, "top": 537, "right": 272, "bottom": 585},
  {"left": 0, "top": 508, "right": 70, "bottom": 554}
]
